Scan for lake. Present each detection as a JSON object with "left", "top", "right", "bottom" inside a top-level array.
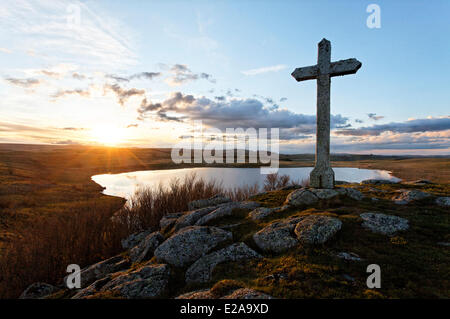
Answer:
[{"left": 92, "top": 167, "right": 400, "bottom": 200}]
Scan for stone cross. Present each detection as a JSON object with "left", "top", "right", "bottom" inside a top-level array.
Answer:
[{"left": 292, "top": 38, "right": 361, "bottom": 189}]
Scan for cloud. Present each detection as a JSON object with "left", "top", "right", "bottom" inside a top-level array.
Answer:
[
  {"left": 137, "top": 92, "right": 349, "bottom": 138},
  {"left": 241, "top": 64, "right": 287, "bottom": 76},
  {"left": 367, "top": 113, "right": 384, "bottom": 121},
  {"left": 72, "top": 73, "right": 86, "bottom": 80},
  {"left": 165, "top": 64, "right": 215, "bottom": 86},
  {"left": 61, "top": 127, "right": 86, "bottom": 131},
  {"left": 335, "top": 116, "right": 450, "bottom": 136},
  {"left": 4, "top": 77, "right": 43, "bottom": 88},
  {"left": 53, "top": 139, "right": 80, "bottom": 145},
  {"left": 104, "top": 84, "right": 145, "bottom": 106},
  {"left": 280, "top": 97, "right": 287, "bottom": 102},
  {"left": 0, "top": 47, "right": 12, "bottom": 54},
  {"left": 126, "top": 124, "right": 139, "bottom": 128},
  {"left": 107, "top": 72, "right": 162, "bottom": 82},
  {"left": 52, "top": 88, "right": 91, "bottom": 98},
  {"left": 355, "top": 119, "right": 364, "bottom": 123}
]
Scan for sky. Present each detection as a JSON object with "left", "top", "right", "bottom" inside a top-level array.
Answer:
[{"left": 0, "top": 0, "right": 449, "bottom": 155}]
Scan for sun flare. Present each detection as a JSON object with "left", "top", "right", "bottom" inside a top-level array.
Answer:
[{"left": 90, "top": 125, "right": 126, "bottom": 146}]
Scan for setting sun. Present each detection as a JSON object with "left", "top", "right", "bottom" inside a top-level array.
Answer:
[{"left": 90, "top": 125, "right": 126, "bottom": 146}]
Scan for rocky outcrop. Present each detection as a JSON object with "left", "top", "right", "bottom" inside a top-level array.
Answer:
[
  {"left": 177, "top": 288, "right": 272, "bottom": 299},
  {"left": 173, "top": 206, "right": 217, "bottom": 231},
  {"left": 253, "top": 216, "right": 304, "bottom": 253},
  {"left": 185, "top": 243, "right": 261, "bottom": 284},
  {"left": 248, "top": 207, "right": 280, "bottom": 220},
  {"left": 20, "top": 282, "right": 59, "bottom": 299},
  {"left": 436, "top": 197, "right": 450, "bottom": 207},
  {"left": 71, "top": 275, "right": 112, "bottom": 299},
  {"left": 129, "top": 231, "right": 164, "bottom": 263},
  {"left": 285, "top": 189, "right": 318, "bottom": 206},
  {"left": 393, "top": 189, "right": 431, "bottom": 205},
  {"left": 343, "top": 187, "right": 364, "bottom": 201},
  {"left": 195, "top": 201, "right": 260, "bottom": 226},
  {"left": 72, "top": 255, "right": 130, "bottom": 288},
  {"left": 336, "top": 252, "right": 362, "bottom": 261},
  {"left": 100, "top": 263, "right": 170, "bottom": 299},
  {"left": 154, "top": 226, "right": 232, "bottom": 267},
  {"left": 121, "top": 230, "right": 153, "bottom": 250},
  {"left": 360, "top": 212, "right": 409, "bottom": 235},
  {"left": 222, "top": 288, "right": 272, "bottom": 299},
  {"left": 188, "top": 195, "right": 231, "bottom": 210},
  {"left": 160, "top": 212, "right": 184, "bottom": 229},
  {"left": 294, "top": 215, "right": 342, "bottom": 244}
]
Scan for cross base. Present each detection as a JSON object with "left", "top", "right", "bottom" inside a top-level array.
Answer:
[{"left": 310, "top": 166, "right": 335, "bottom": 189}]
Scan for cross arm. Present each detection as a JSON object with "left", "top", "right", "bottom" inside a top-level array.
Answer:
[
  {"left": 329, "top": 58, "right": 362, "bottom": 77},
  {"left": 291, "top": 65, "right": 318, "bottom": 82}
]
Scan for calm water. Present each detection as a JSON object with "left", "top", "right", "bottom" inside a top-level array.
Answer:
[{"left": 92, "top": 167, "right": 400, "bottom": 200}]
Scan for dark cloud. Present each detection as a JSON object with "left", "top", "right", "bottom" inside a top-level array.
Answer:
[
  {"left": 104, "top": 84, "right": 145, "bottom": 106},
  {"left": 106, "top": 74, "right": 130, "bottom": 82},
  {"left": 5, "top": 77, "right": 43, "bottom": 88},
  {"left": 61, "top": 127, "right": 86, "bottom": 131},
  {"left": 367, "top": 113, "right": 384, "bottom": 121},
  {"left": 355, "top": 119, "right": 364, "bottom": 123},
  {"left": 53, "top": 139, "right": 80, "bottom": 145},
  {"left": 167, "top": 64, "right": 215, "bottom": 85},
  {"left": 136, "top": 92, "right": 349, "bottom": 138},
  {"left": 215, "top": 96, "right": 226, "bottom": 101},
  {"left": 336, "top": 117, "right": 450, "bottom": 136},
  {"left": 280, "top": 97, "right": 287, "bottom": 102},
  {"left": 130, "top": 72, "right": 161, "bottom": 80}
]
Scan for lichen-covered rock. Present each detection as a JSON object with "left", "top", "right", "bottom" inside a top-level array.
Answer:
[
  {"left": 160, "top": 212, "right": 184, "bottom": 229},
  {"left": 129, "top": 231, "right": 164, "bottom": 263},
  {"left": 71, "top": 255, "right": 130, "bottom": 288},
  {"left": 344, "top": 187, "right": 364, "bottom": 201},
  {"left": 20, "top": 282, "right": 59, "bottom": 299},
  {"left": 121, "top": 230, "right": 153, "bottom": 250},
  {"left": 294, "top": 215, "right": 342, "bottom": 244},
  {"left": 195, "top": 201, "right": 260, "bottom": 226},
  {"left": 71, "top": 275, "right": 112, "bottom": 299},
  {"left": 361, "top": 179, "right": 396, "bottom": 185},
  {"left": 310, "top": 188, "right": 340, "bottom": 199},
  {"left": 154, "top": 226, "right": 232, "bottom": 267},
  {"left": 188, "top": 195, "right": 231, "bottom": 210},
  {"left": 248, "top": 207, "right": 280, "bottom": 220},
  {"left": 360, "top": 212, "right": 409, "bottom": 235},
  {"left": 253, "top": 216, "right": 304, "bottom": 253},
  {"left": 393, "top": 189, "right": 431, "bottom": 205},
  {"left": 100, "top": 263, "right": 170, "bottom": 299},
  {"left": 436, "top": 197, "right": 450, "bottom": 207},
  {"left": 176, "top": 289, "right": 214, "bottom": 299},
  {"left": 284, "top": 189, "right": 318, "bottom": 206},
  {"left": 174, "top": 206, "right": 218, "bottom": 231},
  {"left": 221, "top": 288, "right": 272, "bottom": 299},
  {"left": 185, "top": 243, "right": 261, "bottom": 284},
  {"left": 336, "top": 252, "right": 362, "bottom": 261}
]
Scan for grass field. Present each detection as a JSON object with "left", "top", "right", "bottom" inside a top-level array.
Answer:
[{"left": 0, "top": 143, "right": 448, "bottom": 298}]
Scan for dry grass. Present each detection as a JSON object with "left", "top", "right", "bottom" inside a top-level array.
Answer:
[{"left": 0, "top": 173, "right": 295, "bottom": 298}]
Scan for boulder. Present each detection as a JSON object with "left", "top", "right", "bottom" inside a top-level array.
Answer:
[
  {"left": 253, "top": 216, "right": 304, "bottom": 253},
  {"left": 129, "top": 231, "right": 164, "bottom": 263},
  {"left": 176, "top": 289, "right": 214, "bottom": 299},
  {"left": 71, "top": 255, "right": 130, "bottom": 288},
  {"left": 154, "top": 226, "right": 232, "bottom": 267},
  {"left": 195, "top": 201, "right": 260, "bottom": 226},
  {"left": 336, "top": 252, "right": 362, "bottom": 261},
  {"left": 121, "top": 230, "right": 153, "bottom": 250},
  {"left": 436, "top": 197, "right": 450, "bottom": 207},
  {"left": 294, "top": 215, "right": 342, "bottom": 244},
  {"left": 185, "top": 243, "right": 261, "bottom": 284},
  {"left": 174, "top": 206, "right": 218, "bottom": 231},
  {"left": 71, "top": 275, "right": 111, "bottom": 299},
  {"left": 248, "top": 207, "right": 280, "bottom": 220},
  {"left": 20, "top": 282, "right": 59, "bottom": 299},
  {"left": 221, "top": 288, "right": 272, "bottom": 299},
  {"left": 101, "top": 263, "right": 170, "bottom": 299},
  {"left": 188, "top": 195, "right": 231, "bottom": 210},
  {"left": 284, "top": 189, "right": 318, "bottom": 207},
  {"left": 160, "top": 212, "right": 184, "bottom": 229},
  {"left": 310, "top": 188, "right": 340, "bottom": 200},
  {"left": 361, "top": 179, "right": 396, "bottom": 185},
  {"left": 360, "top": 212, "right": 409, "bottom": 235},
  {"left": 393, "top": 189, "right": 431, "bottom": 205},
  {"left": 343, "top": 187, "right": 364, "bottom": 201}
]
